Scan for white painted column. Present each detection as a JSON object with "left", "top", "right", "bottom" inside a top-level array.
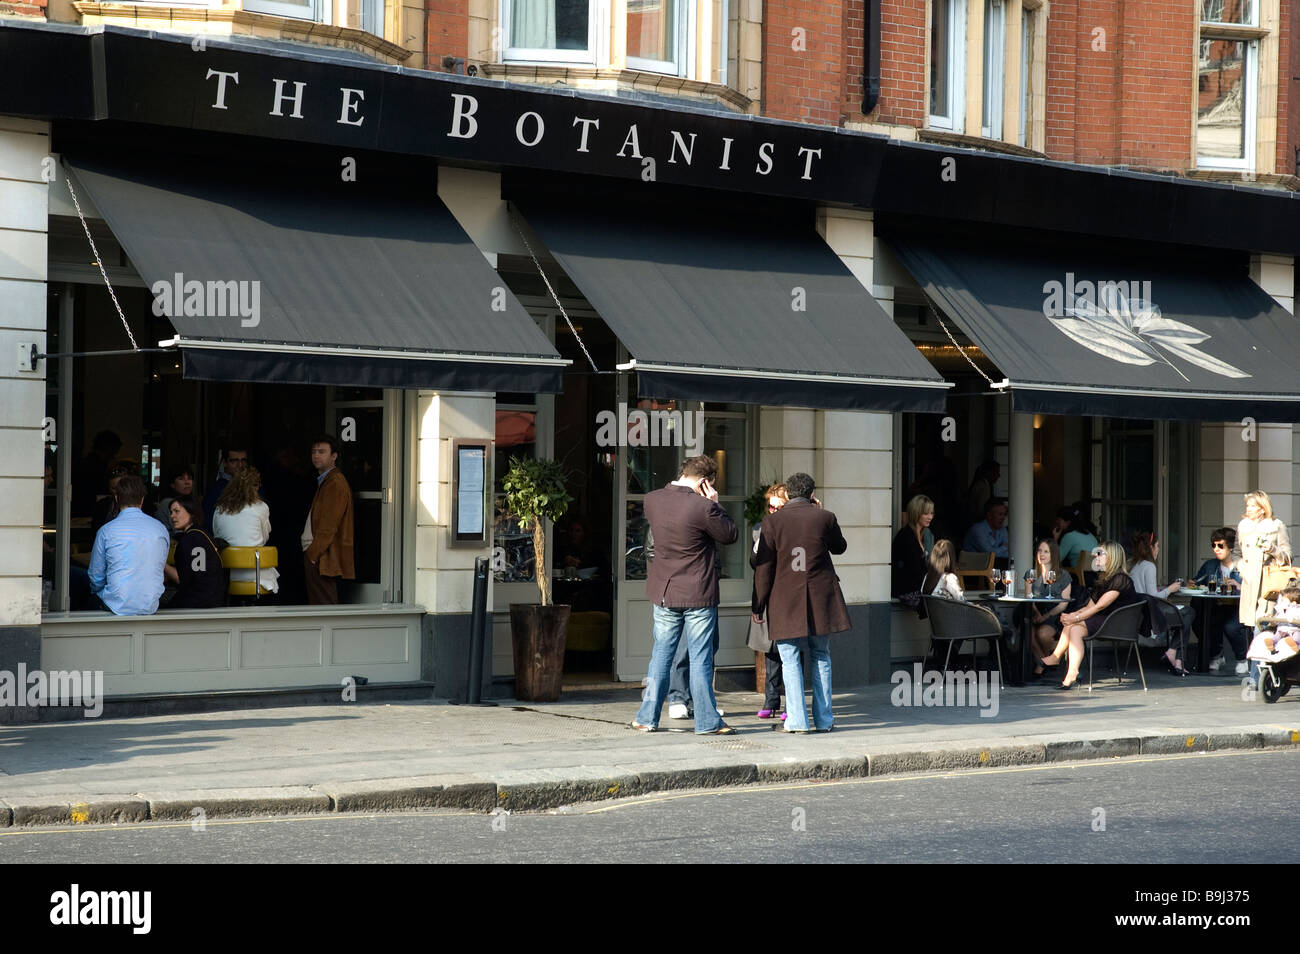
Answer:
[
  {"left": 1009, "top": 411, "right": 1034, "bottom": 580},
  {"left": 1250, "top": 253, "right": 1294, "bottom": 314},
  {"left": 0, "top": 119, "right": 49, "bottom": 631}
]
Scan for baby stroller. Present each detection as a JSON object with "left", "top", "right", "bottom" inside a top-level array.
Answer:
[{"left": 1253, "top": 581, "right": 1300, "bottom": 704}]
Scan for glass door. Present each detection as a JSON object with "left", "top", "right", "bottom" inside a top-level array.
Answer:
[{"left": 325, "top": 387, "right": 402, "bottom": 603}]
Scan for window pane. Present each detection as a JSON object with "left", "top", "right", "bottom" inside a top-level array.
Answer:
[
  {"left": 494, "top": 409, "right": 538, "bottom": 584},
  {"left": 931, "top": 0, "right": 951, "bottom": 118},
  {"left": 624, "top": 500, "right": 649, "bottom": 580},
  {"left": 1198, "top": 39, "right": 1247, "bottom": 159},
  {"left": 511, "top": 0, "right": 590, "bottom": 51},
  {"left": 703, "top": 417, "right": 746, "bottom": 498},
  {"left": 628, "top": 0, "right": 676, "bottom": 64},
  {"left": 1201, "top": 0, "right": 1253, "bottom": 25},
  {"left": 982, "top": 0, "right": 1005, "bottom": 134},
  {"left": 624, "top": 398, "right": 682, "bottom": 495},
  {"left": 1019, "top": 10, "right": 1032, "bottom": 146}
]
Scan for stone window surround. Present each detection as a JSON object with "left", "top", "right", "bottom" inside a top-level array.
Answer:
[
  {"left": 1193, "top": 0, "right": 1278, "bottom": 175},
  {"left": 70, "top": 1, "right": 415, "bottom": 65},
  {"left": 473, "top": 0, "right": 760, "bottom": 114},
  {"left": 925, "top": 0, "right": 1048, "bottom": 152}
]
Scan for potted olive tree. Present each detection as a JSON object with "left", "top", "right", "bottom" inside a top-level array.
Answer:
[{"left": 501, "top": 455, "right": 573, "bottom": 702}]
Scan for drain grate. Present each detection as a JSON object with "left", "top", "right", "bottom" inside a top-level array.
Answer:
[{"left": 699, "top": 739, "right": 770, "bottom": 750}]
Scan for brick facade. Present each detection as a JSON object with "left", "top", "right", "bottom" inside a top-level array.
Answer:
[
  {"left": 762, "top": 0, "right": 848, "bottom": 125},
  {"left": 873, "top": 0, "right": 927, "bottom": 126},
  {"left": 427, "top": 0, "right": 469, "bottom": 72}
]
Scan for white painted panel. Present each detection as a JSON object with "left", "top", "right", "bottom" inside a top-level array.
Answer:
[
  {"left": 0, "top": 527, "right": 41, "bottom": 575},
  {"left": 0, "top": 379, "right": 46, "bottom": 432},
  {"left": 0, "top": 475, "right": 43, "bottom": 523},
  {"left": 143, "top": 630, "right": 232, "bottom": 672},
  {"left": 332, "top": 624, "right": 410, "bottom": 665},
  {"left": 43, "top": 633, "right": 135, "bottom": 674},
  {"left": 0, "top": 575, "right": 40, "bottom": 625},
  {"left": 0, "top": 127, "right": 50, "bottom": 181},
  {"left": 240, "top": 627, "right": 324, "bottom": 668}
]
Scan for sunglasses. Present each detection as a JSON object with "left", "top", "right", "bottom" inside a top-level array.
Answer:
[{"left": 1212, "top": 542, "right": 1228, "bottom": 549}]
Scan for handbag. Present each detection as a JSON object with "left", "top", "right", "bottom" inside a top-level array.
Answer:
[
  {"left": 746, "top": 615, "right": 772, "bottom": 653},
  {"left": 1263, "top": 565, "right": 1299, "bottom": 595}
]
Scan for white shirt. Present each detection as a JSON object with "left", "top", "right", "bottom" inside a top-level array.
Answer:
[{"left": 213, "top": 501, "right": 272, "bottom": 547}]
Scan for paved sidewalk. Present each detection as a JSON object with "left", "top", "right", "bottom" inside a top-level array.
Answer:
[{"left": 1, "top": 672, "right": 1297, "bottom": 826}]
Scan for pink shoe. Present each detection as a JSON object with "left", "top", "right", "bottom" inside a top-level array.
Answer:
[
  {"left": 780, "top": 712, "right": 787, "bottom": 720},
  {"left": 757, "top": 709, "right": 777, "bottom": 719}
]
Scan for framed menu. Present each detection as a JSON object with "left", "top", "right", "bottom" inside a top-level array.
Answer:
[{"left": 450, "top": 439, "right": 490, "bottom": 547}]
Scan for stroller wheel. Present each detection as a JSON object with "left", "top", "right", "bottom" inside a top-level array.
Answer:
[{"left": 1260, "top": 666, "right": 1285, "bottom": 704}]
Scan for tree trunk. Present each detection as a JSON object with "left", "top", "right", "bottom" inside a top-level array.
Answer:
[{"left": 534, "top": 519, "right": 549, "bottom": 606}]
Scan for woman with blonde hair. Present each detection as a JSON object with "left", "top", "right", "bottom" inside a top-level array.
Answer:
[
  {"left": 213, "top": 467, "right": 279, "bottom": 595},
  {"left": 891, "top": 494, "right": 935, "bottom": 598},
  {"left": 1040, "top": 542, "right": 1143, "bottom": 690},
  {"left": 1236, "top": 491, "right": 1291, "bottom": 660}
]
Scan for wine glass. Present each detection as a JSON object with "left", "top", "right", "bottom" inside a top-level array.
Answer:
[{"left": 1046, "top": 569, "right": 1057, "bottom": 592}]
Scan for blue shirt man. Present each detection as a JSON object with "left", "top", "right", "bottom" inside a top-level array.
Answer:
[
  {"left": 88, "top": 475, "right": 170, "bottom": 615},
  {"left": 962, "top": 498, "right": 1010, "bottom": 559}
]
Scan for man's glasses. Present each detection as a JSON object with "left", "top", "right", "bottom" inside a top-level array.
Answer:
[{"left": 1212, "top": 542, "right": 1228, "bottom": 550}]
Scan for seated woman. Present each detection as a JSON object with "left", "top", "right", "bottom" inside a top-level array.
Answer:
[
  {"left": 1041, "top": 542, "right": 1144, "bottom": 689},
  {"left": 891, "top": 494, "right": 935, "bottom": 599},
  {"left": 922, "top": 539, "right": 965, "bottom": 602},
  {"left": 212, "top": 467, "right": 279, "bottom": 595},
  {"left": 1053, "top": 503, "right": 1099, "bottom": 570},
  {"left": 154, "top": 463, "right": 198, "bottom": 534},
  {"left": 165, "top": 498, "right": 226, "bottom": 609},
  {"left": 1028, "top": 538, "right": 1072, "bottom": 680},
  {"left": 1129, "top": 530, "right": 1194, "bottom": 675}
]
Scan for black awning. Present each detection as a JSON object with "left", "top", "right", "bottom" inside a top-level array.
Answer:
[
  {"left": 64, "top": 157, "right": 566, "bottom": 392},
  {"left": 514, "top": 200, "right": 949, "bottom": 412},
  {"left": 889, "top": 236, "right": 1300, "bottom": 421}
]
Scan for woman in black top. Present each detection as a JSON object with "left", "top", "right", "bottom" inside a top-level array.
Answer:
[
  {"left": 1039, "top": 542, "right": 1142, "bottom": 690},
  {"left": 165, "top": 498, "right": 226, "bottom": 609},
  {"left": 891, "top": 494, "right": 935, "bottom": 598}
]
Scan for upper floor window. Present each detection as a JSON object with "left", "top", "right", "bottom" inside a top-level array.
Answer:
[
  {"left": 244, "top": 0, "right": 384, "bottom": 36},
  {"left": 981, "top": 0, "right": 1005, "bottom": 139},
  {"left": 627, "top": 0, "right": 688, "bottom": 75},
  {"left": 504, "top": 0, "right": 597, "bottom": 63},
  {"left": 1196, "top": 1, "right": 1259, "bottom": 169},
  {"left": 930, "top": 0, "right": 967, "bottom": 130}
]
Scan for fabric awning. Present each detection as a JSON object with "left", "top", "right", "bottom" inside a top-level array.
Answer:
[
  {"left": 514, "top": 199, "right": 950, "bottom": 412},
  {"left": 64, "top": 157, "right": 566, "bottom": 392},
  {"left": 889, "top": 236, "right": 1300, "bottom": 420}
]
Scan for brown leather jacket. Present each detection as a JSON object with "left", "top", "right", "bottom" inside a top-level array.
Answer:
[{"left": 307, "top": 468, "right": 355, "bottom": 579}]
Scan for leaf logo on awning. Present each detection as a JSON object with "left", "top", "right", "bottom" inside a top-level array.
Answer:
[{"left": 1047, "top": 283, "right": 1250, "bottom": 381}]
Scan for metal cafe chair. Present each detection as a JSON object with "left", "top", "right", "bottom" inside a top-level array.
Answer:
[
  {"left": 922, "top": 595, "right": 1005, "bottom": 683},
  {"left": 1081, "top": 602, "right": 1148, "bottom": 691},
  {"left": 955, "top": 551, "right": 997, "bottom": 592},
  {"left": 221, "top": 546, "right": 279, "bottom": 602},
  {"left": 1146, "top": 595, "right": 1189, "bottom": 668}
]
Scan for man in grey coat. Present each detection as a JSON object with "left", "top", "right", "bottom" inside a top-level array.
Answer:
[{"left": 632, "top": 455, "right": 738, "bottom": 734}]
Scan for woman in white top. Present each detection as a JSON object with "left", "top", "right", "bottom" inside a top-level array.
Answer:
[
  {"left": 212, "top": 466, "right": 279, "bottom": 594},
  {"left": 1236, "top": 490, "right": 1292, "bottom": 634},
  {"left": 1129, "top": 530, "right": 1193, "bottom": 674},
  {"left": 922, "top": 539, "right": 965, "bottom": 602}
]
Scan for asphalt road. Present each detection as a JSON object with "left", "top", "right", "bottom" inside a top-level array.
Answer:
[{"left": 3, "top": 749, "right": 1296, "bottom": 865}]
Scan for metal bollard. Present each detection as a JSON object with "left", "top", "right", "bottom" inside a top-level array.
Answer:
[{"left": 463, "top": 555, "right": 495, "bottom": 706}]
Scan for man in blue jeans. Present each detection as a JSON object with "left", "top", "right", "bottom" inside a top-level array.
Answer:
[
  {"left": 752, "top": 473, "right": 850, "bottom": 733},
  {"left": 633, "top": 455, "right": 738, "bottom": 735}
]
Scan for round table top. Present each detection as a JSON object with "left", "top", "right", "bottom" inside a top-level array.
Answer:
[{"left": 1178, "top": 588, "right": 1240, "bottom": 599}]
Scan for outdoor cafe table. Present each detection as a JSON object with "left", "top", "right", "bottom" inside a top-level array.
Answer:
[
  {"left": 972, "top": 592, "right": 1068, "bottom": 687},
  {"left": 1172, "top": 588, "right": 1240, "bottom": 673}
]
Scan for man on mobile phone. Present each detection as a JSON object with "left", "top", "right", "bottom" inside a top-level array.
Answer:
[{"left": 632, "top": 455, "right": 738, "bottom": 735}]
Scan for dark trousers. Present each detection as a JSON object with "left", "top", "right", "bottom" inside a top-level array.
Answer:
[
  {"left": 304, "top": 555, "right": 339, "bottom": 605},
  {"left": 762, "top": 645, "right": 783, "bottom": 709},
  {"left": 668, "top": 624, "right": 720, "bottom": 708}
]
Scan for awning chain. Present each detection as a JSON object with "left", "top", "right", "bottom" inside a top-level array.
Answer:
[
  {"left": 510, "top": 212, "right": 598, "bottom": 373},
  {"left": 65, "top": 170, "right": 139, "bottom": 352},
  {"left": 936, "top": 315, "right": 994, "bottom": 387}
]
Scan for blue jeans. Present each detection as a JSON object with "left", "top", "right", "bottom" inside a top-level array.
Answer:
[
  {"left": 668, "top": 622, "right": 721, "bottom": 709},
  {"left": 777, "top": 635, "right": 833, "bottom": 732},
  {"left": 636, "top": 605, "right": 724, "bottom": 733}
]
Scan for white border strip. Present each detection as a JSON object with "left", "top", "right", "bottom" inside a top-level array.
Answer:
[
  {"left": 617, "top": 359, "right": 954, "bottom": 390},
  {"left": 160, "top": 336, "right": 570, "bottom": 367}
]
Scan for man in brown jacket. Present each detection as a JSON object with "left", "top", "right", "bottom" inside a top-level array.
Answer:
[
  {"left": 302, "top": 434, "right": 355, "bottom": 605},
  {"left": 752, "top": 472, "right": 850, "bottom": 733}
]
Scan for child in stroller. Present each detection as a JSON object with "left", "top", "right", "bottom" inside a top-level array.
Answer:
[{"left": 1247, "top": 586, "right": 1300, "bottom": 703}]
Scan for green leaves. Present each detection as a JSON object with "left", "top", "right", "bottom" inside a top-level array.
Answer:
[{"left": 501, "top": 456, "right": 572, "bottom": 530}]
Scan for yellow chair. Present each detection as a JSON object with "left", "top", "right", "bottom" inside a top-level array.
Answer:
[
  {"left": 167, "top": 541, "right": 176, "bottom": 566},
  {"left": 220, "top": 546, "right": 278, "bottom": 598}
]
